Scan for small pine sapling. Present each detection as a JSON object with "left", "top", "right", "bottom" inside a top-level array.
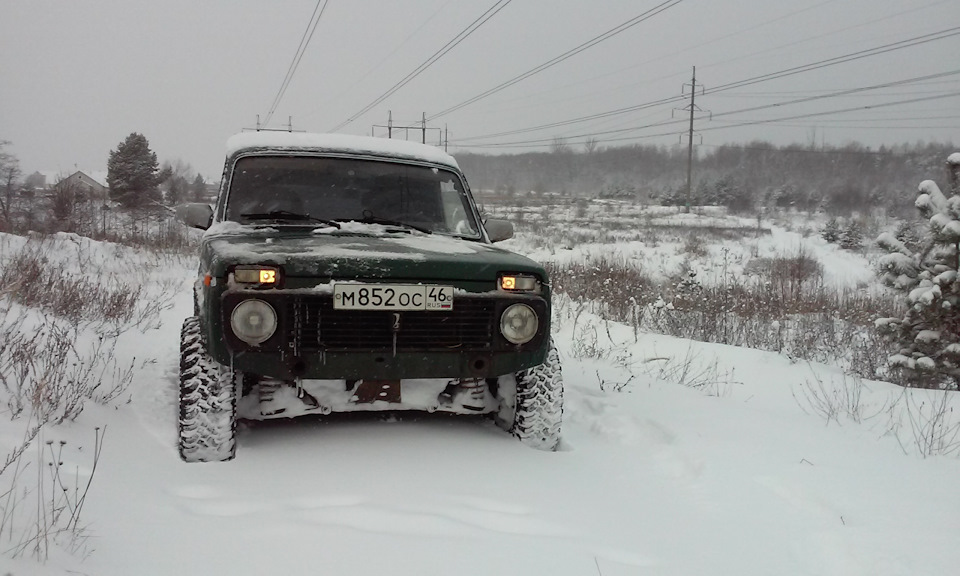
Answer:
[
  {"left": 821, "top": 217, "right": 841, "bottom": 243},
  {"left": 839, "top": 219, "right": 864, "bottom": 250}
]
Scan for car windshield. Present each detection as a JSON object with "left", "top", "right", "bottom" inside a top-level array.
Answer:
[{"left": 224, "top": 156, "right": 481, "bottom": 237}]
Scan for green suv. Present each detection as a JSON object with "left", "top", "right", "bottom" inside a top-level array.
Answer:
[{"left": 177, "top": 132, "right": 562, "bottom": 461}]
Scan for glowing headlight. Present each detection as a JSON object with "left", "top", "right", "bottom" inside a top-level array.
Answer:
[
  {"left": 230, "top": 299, "right": 277, "bottom": 345},
  {"left": 500, "top": 303, "right": 539, "bottom": 345},
  {"left": 500, "top": 274, "right": 539, "bottom": 292},
  {"left": 234, "top": 266, "right": 279, "bottom": 285}
]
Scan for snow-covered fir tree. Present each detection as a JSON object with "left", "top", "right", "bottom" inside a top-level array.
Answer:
[
  {"left": 876, "top": 152, "right": 960, "bottom": 389},
  {"left": 821, "top": 217, "right": 841, "bottom": 243},
  {"left": 107, "top": 132, "right": 162, "bottom": 209},
  {"left": 839, "top": 219, "right": 863, "bottom": 250},
  {"left": 894, "top": 219, "right": 923, "bottom": 252},
  {"left": 190, "top": 173, "right": 208, "bottom": 202}
]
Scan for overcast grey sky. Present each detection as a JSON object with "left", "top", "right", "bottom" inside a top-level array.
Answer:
[{"left": 2, "top": 0, "right": 958, "bottom": 179}]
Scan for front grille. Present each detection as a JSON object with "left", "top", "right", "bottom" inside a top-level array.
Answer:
[{"left": 287, "top": 296, "right": 496, "bottom": 352}]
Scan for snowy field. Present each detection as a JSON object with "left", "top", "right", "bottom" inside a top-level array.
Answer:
[{"left": 1, "top": 206, "right": 959, "bottom": 576}]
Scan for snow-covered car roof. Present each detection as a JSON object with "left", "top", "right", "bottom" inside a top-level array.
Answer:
[{"left": 226, "top": 132, "right": 459, "bottom": 170}]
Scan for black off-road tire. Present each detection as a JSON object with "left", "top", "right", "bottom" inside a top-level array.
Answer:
[
  {"left": 179, "top": 317, "right": 237, "bottom": 462},
  {"left": 498, "top": 342, "right": 563, "bottom": 451}
]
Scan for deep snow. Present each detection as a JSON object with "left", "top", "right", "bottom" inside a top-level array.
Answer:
[{"left": 1, "top": 227, "right": 959, "bottom": 576}]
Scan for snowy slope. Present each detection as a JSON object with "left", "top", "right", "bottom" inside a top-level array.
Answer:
[{"left": 1, "top": 233, "right": 959, "bottom": 576}]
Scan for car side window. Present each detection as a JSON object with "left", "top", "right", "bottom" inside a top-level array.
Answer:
[{"left": 439, "top": 178, "right": 478, "bottom": 235}]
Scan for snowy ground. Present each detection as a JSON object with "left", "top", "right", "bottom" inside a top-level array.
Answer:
[
  {"left": 2, "top": 216, "right": 959, "bottom": 575},
  {"left": 490, "top": 201, "right": 878, "bottom": 291}
]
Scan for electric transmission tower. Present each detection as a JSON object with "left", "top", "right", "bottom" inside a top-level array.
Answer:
[
  {"left": 372, "top": 111, "right": 444, "bottom": 146},
  {"left": 674, "top": 66, "right": 709, "bottom": 213}
]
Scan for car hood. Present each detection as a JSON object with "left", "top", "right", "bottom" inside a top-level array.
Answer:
[{"left": 200, "top": 225, "right": 544, "bottom": 284}]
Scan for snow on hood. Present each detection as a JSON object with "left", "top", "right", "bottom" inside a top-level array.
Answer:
[
  {"left": 203, "top": 221, "right": 282, "bottom": 239},
  {"left": 212, "top": 240, "right": 429, "bottom": 264},
  {"left": 313, "top": 223, "right": 484, "bottom": 254},
  {"left": 206, "top": 230, "right": 489, "bottom": 263},
  {"left": 226, "top": 132, "right": 459, "bottom": 169}
]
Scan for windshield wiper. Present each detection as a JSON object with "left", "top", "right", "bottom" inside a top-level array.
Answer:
[
  {"left": 343, "top": 216, "right": 432, "bottom": 235},
  {"left": 241, "top": 210, "right": 341, "bottom": 229}
]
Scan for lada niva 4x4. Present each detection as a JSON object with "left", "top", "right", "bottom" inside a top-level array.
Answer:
[{"left": 177, "top": 132, "right": 562, "bottom": 461}]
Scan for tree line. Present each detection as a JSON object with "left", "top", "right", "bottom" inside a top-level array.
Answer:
[{"left": 456, "top": 140, "right": 957, "bottom": 217}]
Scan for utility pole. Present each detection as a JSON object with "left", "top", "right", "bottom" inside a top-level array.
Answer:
[
  {"left": 244, "top": 115, "right": 303, "bottom": 133},
  {"left": 444, "top": 125, "right": 448, "bottom": 152},
  {"left": 372, "top": 113, "right": 442, "bottom": 145},
  {"left": 685, "top": 66, "right": 696, "bottom": 214},
  {"left": 675, "top": 66, "right": 707, "bottom": 214}
]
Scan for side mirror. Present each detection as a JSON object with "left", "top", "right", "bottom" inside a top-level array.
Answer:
[
  {"left": 485, "top": 219, "right": 514, "bottom": 242},
  {"left": 175, "top": 203, "right": 213, "bottom": 230}
]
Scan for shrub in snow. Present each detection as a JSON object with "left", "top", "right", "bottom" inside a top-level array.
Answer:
[
  {"left": 821, "top": 217, "right": 841, "bottom": 243},
  {"left": 876, "top": 152, "right": 960, "bottom": 389},
  {"left": 676, "top": 269, "right": 703, "bottom": 295}
]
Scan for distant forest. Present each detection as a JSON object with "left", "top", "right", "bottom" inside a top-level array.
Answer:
[{"left": 456, "top": 141, "right": 957, "bottom": 217}]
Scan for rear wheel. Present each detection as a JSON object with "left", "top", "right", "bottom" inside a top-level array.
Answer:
[
  {"left": 495, "top": 342, "right": 563, "bottom": 451},
  {"left": 179, "top": 317, "right": 237, "bottom": 462}
]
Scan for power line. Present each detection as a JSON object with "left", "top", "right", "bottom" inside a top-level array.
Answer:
[
  {"left": 695, "top": 143, "right": 945, "bottom": 157},
  {"left": 696, "top": 91, "right": 960, "bottom": 135},
  {"left": 719, "top": 123, "right": 960, "bottom": 130},
  {"left": 427, "top": 1, "right": 838, "bottom": 122},
  {"left": 329, "top": 0, "right": 513, "bottom": 132},
  {"left": 708, "top": 113, "right": 960, "bottom": 129},
  {"left": 456, "top": 91, "right": 960, "bottom": 149},
  {"left": 302, "top": 0, "right": 455, "bottom": 120},
  {"left": 455, "top": 69, "right": 960, "bottom": 147},
  {"left": 704, "top": 26, "right": 960, "bottom": 95},
  {"left": 711, "top": 88, "right": 960, "bottom": 99},
  {"left": 453, "top": 27, "right": 960, "bottom": 144},
  {"left": 698, "top": 0, "right": 952, "bottom": 73},
  {"left": 712, "top": 114, "right": 960, "bottom": 125},
  {"left": 450, "top": 0, "right": 945, "bottom": 125},
  {"left": 426, "top": 0, "right": 686, "bottom": 121},
  {"left": 708, "top": 78, "right": 960, "bottom": 97},
  {"left": 454, "top": 95, "right": 683, "bottom": 142},
  {"left": 263, "top": 0, "right": 331, "bottom": 127}
]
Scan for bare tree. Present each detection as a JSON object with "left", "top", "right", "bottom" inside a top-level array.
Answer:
[
  {"left": 51, "top": 178, "right": 79, "bottom": 224},
  {"left": 584, "top": 137, "right": 600, "bottom": 155},
  {"left": 550, "top": 137, "right": 570, "bottom": 155},
  {"left": 0, "top": 141, "right": 22, "bottom": 231},
  {"left": 159, "top": 158, "right": 195, "bottom": 206}
]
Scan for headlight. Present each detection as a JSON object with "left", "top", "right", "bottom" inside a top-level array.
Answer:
[
  {"left": 499, "top": 274, "right": 539, "bottom": 292},
  {"left": 500, "top": 303, "right": 539, "bottom": 345},
  {"left": 233, "top": 266, "right": 279, "bottom": 285},
  {"left": 230, "top": 299, "right": 277, "bottom": 345}
]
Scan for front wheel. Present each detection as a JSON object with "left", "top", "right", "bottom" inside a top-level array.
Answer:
[
  {"left": 495, "top": 342, "right": 563, "bottom": 451},
  {"left": 179, "top": 317, "right": 237, "bottom": 462}
]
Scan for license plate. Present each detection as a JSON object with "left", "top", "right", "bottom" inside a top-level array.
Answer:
[{"left": 333, "top": 284, "right": 454, "bottom": 311}]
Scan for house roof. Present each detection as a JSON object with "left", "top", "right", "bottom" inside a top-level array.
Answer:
[{"left": 38, "top": 169, "right": 108, "bottom": 188}]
